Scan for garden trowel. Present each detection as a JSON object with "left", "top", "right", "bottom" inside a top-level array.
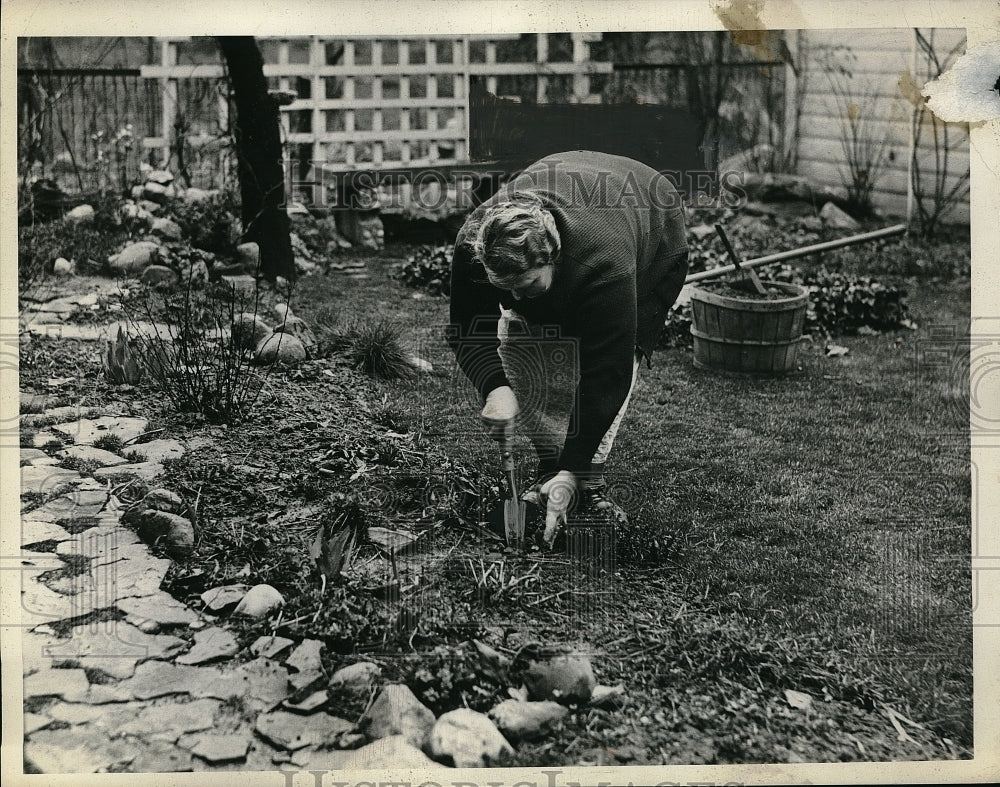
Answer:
[{"left": 500, "top": 436, "right": 527, "bottom": 546}]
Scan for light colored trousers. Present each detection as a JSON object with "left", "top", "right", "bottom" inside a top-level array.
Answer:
[{"left": 498, "top": 308, "right": 640, "bottom": 469}]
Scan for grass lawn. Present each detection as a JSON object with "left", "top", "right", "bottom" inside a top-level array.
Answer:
[{"left": 287, "top": 238, "right": 972, "bottom": 762}]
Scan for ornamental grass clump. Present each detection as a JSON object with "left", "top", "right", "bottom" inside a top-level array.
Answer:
[{"left": 327, "top": 320, "right": 417, "bottom": 381}]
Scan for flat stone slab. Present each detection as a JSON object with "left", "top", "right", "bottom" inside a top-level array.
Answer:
[
  {"left": 123, "top": 739, "right": 196, "bottom": 772},
  {"left": 102, "top": 552, "right": 172, "bottom": 599},
  {"left": 20, "top": 578, "right": 103, "bottom": 628},
  {"left": 49, "top": 416, "right": 149, "bottom": 446},
  {"left": 176, "top": 627, "right": 240, "bottom": 665},
  {"left": 25, "top": 320, "right": 172, "bottom": 342},
  {"left": 94, "top": 460, "right": 164, "bottom": 482},
  {"left": 283, "top": 690, "right": 329, "bottom": 713},
  {"left": 24, "top": 668, "right": 91, "bottom": 702},
  {"left": 48, "top": 621, "right": 186, "bottom": 679},
  {"left": 118, "top": 697, "right": 221, "bottom": 741},
  {"left": 24, "top": 727, "right": 142, "bottom": 773},
  {"left": 21, "top": 465, "right": 82, "bottom": 496},
  {"left": 21, "top": 519, "right": 73, "bottom": 547},
  {"left": 17, "top": 550, "right": 66, "bottom": 570},
  {"left": 28, "top": 298, "right": 80, "bottom": 314},
  {"left": 22, "top": 490, "right": 109, "bottom": 524},
  {"left": 228, "top": 657, "right": 294, "bottom": 711},
  {"left": 43, "top": 571, "right": 97, "bottom": 597},
  {"left": 26, "top": 323, "right": 107, "bottom": 340},
  {"left": 254, "top": 709, "right": 352, "bottom": 751},
  {"left": 21, "top": 448, "right": 53, "bottom": 465},
  {"left": 250, "top": 635, "right": 295, "bottom": 660},
  {"left": 129, "top": 438, "right": 186, "bottom": 463},
  {"left": 22, "top": 630, "right": 62, "bottom": 675},
  {"left": 58, "top": 444, "right": 128, "bottom": 467},
  {"left": 23, "top": 712, "right": 52, "bottom": 735},
  {"left": 285, "top": 746, "right": 351, "bottom": 770},
  {"left": 285, "top": 638, "right": 324, "bottom": 674},
  {"left": 117, "top": 658, "right": 291, "bottom": 709},
  {"left": 25, "top": 456, "right": 61, "bottom": 467},
  {"left": 184, "top": 733, "right": 252, "bottom": 764},
  {"left": 32, "top": 430, "right": 65, "bottom": 449},
  {"left": 117, "top": 660, "right": 229, "bottom": 700},
  {"left": 201, "top": 584, "right": 250, "bottom": 613},
  {"left": 44, "top": 700, "right": 145, "bottom": 727},
  {"left": 117, "top": 592, "right": 200, "bottom": 627},
  {"left": 56, "top": 525, "right": 141, "bottom": 561}
]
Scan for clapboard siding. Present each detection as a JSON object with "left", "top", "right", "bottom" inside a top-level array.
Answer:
[{"left": 795, "top": 28, "right": 970, "bottom": 223}]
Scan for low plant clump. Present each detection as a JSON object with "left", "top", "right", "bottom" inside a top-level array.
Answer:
[{"left": 396, "top": 244, "right": 453, "bottom": 296}]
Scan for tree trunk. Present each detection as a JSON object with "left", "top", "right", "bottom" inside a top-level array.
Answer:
[{"left": 215, "top": 36, "right": 294, "bottom": 281}]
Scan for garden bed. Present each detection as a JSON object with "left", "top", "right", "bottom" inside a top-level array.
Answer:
[{"left": 17, "top": 199, "right": 973, "bottom": 766}]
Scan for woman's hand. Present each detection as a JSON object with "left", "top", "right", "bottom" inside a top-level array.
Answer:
[
  {"left": 481, "top": 385, "right": 519, "bottom": 441},
  {"left": 539, "top": 470, "right": 577, "bottom": 547}
]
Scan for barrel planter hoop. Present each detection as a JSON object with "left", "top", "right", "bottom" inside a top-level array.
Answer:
[{"left": 689, "top": 281, "right": 809, "bottom": 375}]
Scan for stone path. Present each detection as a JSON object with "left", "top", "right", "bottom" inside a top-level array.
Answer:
[{"left": 16, "top": 400, "right": 455, "bottom": 774}]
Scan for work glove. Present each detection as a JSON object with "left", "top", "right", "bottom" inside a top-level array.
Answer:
[
  {"left": 481, "top": 385, "right": 519, "bottom": 442},
  {"left": 538, "top": 470, "right": 577, "bottom": 548}
]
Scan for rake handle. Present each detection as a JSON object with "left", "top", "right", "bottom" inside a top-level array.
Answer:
[{"left": 714, "top": 224, "right": 742, "bottom": 269}]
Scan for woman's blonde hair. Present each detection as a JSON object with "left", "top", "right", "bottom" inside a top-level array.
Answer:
[{"left": 464, "top": 192, "right": 560, "bottom": 284}]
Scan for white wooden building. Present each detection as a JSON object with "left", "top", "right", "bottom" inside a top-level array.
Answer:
[{"left": 793, "top": 28, "right": 970, "bottom": 223}]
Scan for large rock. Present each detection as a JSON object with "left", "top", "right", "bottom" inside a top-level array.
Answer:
[
  {"left": 184, "top": 187, "right": 216, "bottom": 203},
  {"left": 254, "top": 332, "right": 307, "bottom": 365},
  {"left": 136, "top": 509, "right": 196, "bottom": 558},
  {"left": 272, "top": 315, "right": 317, "bottom": 351},
  {"left": 738, "top": 172, "right": 815, "bottom": 203},
  {"left": 119, "top": 201, "right": 151, "bottom": 224},
  {"left": 232, "top": 313, "right": 272, "bottom": 351},
  {"left": 428, "top": 708, "right": 513, "bottom": 768},
  {"left": 177, "top": 259, "right": 209, "bottom": 288},
  {"left": 488, "top": 699, "right": 567, "bottom": 741},
  {"left": 221, "top": 274, "right": 257, "bottom": 301},
  {"left": 140, "top": 264, "right": 179, "bottom": 288},
  {"left": 589, "top": 683, "right": 626, "bottom": 708},
  {"left": 150, "top": 217, "right": 184, "bottom": 241},
  {"left": 359, "top": 684, "right": 436, "bottom": 749},
  {"left": 64, "top": 204, "right": 95, "bottom": 225},
  {"left": 140, "top": 487, "right": 186, "bottom": 514},
  {"left": 233, "top": 584, "right": 284, "bottom": 617},
  {"left": 342, "top": 735, "right": 438, "bottom": 769},
  {"left": 109, "top": 241, "right": 161, "bottom": 274},
  {"left": 524, "top": 653, "right": 596, "bottom": 704},
  {"left": 819, "top": 201, "right": 861, "bottom": 230},
  {"left": 330, "top": 661, "right": 381, "bottom": 691},
  {"left": 146, "top": 169, "right": 175, "bottom": 185},
  {"left": 142, "top": 182, "right": 176, "bottom": 204}
]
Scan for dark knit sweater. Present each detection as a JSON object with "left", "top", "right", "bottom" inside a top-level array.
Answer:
[{"left": 448, "top": 151, "right": 689, "bottom": 473}]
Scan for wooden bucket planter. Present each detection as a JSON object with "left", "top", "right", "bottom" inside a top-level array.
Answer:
[{"left": 689, "top": 281, "right": 809, "bottom": 375}]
